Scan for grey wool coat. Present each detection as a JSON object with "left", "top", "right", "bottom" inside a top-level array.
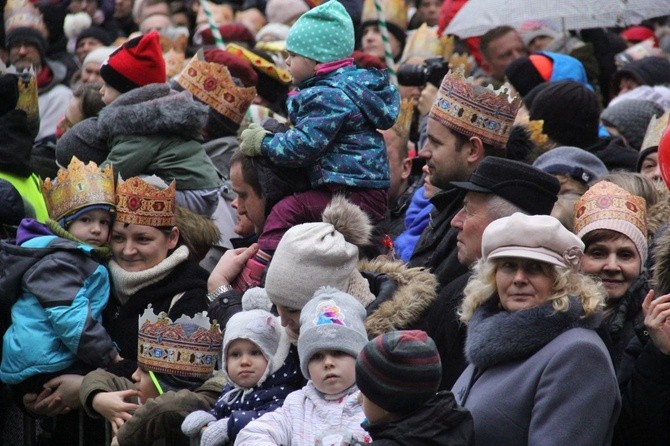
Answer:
[{"left": 452, "top": 298, "right": 621, "bottom": 446}]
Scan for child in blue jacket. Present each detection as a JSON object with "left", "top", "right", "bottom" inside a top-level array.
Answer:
[
  {"left": 238, "top": 0, "right": 400, "bottom": 291},
  {"left": 0, "top": 157, "right": 120, "bottom": 401}
]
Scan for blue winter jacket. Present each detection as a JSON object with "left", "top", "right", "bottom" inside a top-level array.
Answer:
[
  {"left": 260, "top": 64, "right": 400, "bottom": 189},
  {"left": 0, "top": 219, "right": 117, "bottom": 384}
]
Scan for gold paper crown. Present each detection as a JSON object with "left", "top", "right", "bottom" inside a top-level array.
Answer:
[
  {"left": 226, "top": 43, "right": 292, "bottom": 85},
  {"left": 527, "top": 119, "right": 550, "bottom": 150},
  {"left": 430, "top": 65, "right": 521, "bottom": 148},
  {"left": 4, "top": 4, "right": 48, "bottom": 38},
  {"left": 448, "top": 53, "right": 471, "bottom": 77},
  {"left": 573, "top": 181, "right": 647, "bottom": 249},
  {"left": 361, "top": 0, "right": 407, "bottom": 30},
  {"left": 400, "top": 24, "right": 454, "bottom": 63},
  {"left": 15, "top": 67, "right": 38, "bottom": 121},
  {"left": 640, "top": 110, "right": 670, "bottom": 152},
  {"left": 41, "top": 157, "right": 115, "bottom": 222},
  {"left": 392, "top": 98, "right": 414, "bottom": 140},
  {"left": 163, "top": 49, "right": 186, "bottom": 79},
  {"left": 176, "top": 50, "right": 257, "bottom": 125},
  {"left": 137, "top": 306, "right": 223, "bottom": 379},
  {"left": 115, "top": 176, "right": 176, "bottom": 227}
]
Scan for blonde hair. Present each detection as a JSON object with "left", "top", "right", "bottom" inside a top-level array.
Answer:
[{"left": 459, "top": 258, "right": 605, "bottom": 323}]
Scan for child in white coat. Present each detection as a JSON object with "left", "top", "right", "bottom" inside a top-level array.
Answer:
[{"left": 234, "top": 287, "right": 372, "bottom": 445}]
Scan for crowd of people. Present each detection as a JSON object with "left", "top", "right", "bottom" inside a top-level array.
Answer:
[{"left": 1, "top": 0, "right": 670, "bottom": 445}]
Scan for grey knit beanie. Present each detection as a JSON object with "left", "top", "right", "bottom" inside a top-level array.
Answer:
[
  {"left": 264, "top": 196, "right": 372, "bottom": 310},
  {"left": 600, "top": 99, "right": 664, "bottom": 150},
  {"left": 297, "top": 286, "right": 369, "bottom": 379}
]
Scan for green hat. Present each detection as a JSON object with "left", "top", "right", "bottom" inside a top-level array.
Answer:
[{"left": 286, "top": 0, "right": 354, "bottom": 63}]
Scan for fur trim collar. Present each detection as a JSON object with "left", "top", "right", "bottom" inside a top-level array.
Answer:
[
  {"left": 98, "top": 84, "right": 208, "bottom": 139},
  {"left": 465, "top": 297, "right": 601, "bottom": 369},
  {"left": 360, "top": 259, "right": 437, "bottom": 338}
]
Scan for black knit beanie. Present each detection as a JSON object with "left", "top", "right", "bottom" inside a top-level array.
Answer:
[{"left": 529, "top": 81, "right": 600, "bottom": 149}]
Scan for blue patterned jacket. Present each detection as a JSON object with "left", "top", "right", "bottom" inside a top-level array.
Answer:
[{"left": 260, "top": 65, "right": 400, "bottom": 189}]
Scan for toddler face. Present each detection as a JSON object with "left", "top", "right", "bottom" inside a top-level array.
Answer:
[
  {"left": 226, "top": 339, "right": 269, "bottom": 388},
  {"left": 285, "top": 51, "right": 317, "bottom": 85},
  {"left": 67, "top": 209, "right": 111, "bottom": 247},
  {"left": 308, "top": 350, "right": 356, "bottom": 395}
]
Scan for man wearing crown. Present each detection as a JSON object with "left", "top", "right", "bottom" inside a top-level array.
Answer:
[{"left": 407, "top": 65, "right": 521, "bottom": 287}]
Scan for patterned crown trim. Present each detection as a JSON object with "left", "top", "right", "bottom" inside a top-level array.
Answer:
[
  {"left": 138, "top": 305, "right": 223, "bottom": 379},
  {"left": 226, "top": 43, "right": 292, "bottom": 85},
  {"left": 640, "top": 110, "right": 670, "bottom": 152},
  {"left": 4, "top": 5, "right": 48, "bottom": 38},
  {"left": 42, "top": 157, "right": 115, "bottom": 222},
  {"left": 430, "top": 65, "right": 521, "bottom": 148},
  {"left": 115, "top": 176, "right": 176, "bottom": 227},
  {"left": 573, "top": 181, "right": 647, "bottom": 236},
  {"left": 177, "top": 50, "right": 256, "bottom": 125}
]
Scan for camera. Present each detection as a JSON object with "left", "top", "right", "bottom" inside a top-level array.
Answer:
[{"left": 397, "top": 57, "right": 449, "bottom": 87}]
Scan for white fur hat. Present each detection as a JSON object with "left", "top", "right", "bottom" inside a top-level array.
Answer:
[{"left": 221, "top": 309, "right": 285, "bottom": 388}]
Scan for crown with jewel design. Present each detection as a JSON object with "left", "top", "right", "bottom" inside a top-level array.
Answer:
[
  {"left": 361, "top": 0, "right": 407, "bottom": 30},
  {"left": 176, "top": 50, "right": 257, "bottom": 125},
  {"left": 401, "top": 24, "right": 454, "bottom": 63},
  {"left": 640, "top": 110, "right": 670, "bottom": 152},
  {"left": 115, "top": 176, "right": 176, "bottom": 227},
  {"left": 226, "top": 43, "right": 292, "bottom": 85},
  {"left": 430, "top": 65, "right": 521, "bottom": 148},
  {"left": 138, "top": 305, "right": 223, "bottom": 379},
  {"left": 41, "top": 157, "right": 115, "bottom": 222}
]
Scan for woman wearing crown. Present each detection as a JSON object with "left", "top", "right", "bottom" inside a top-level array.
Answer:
[{"left": 21, "top": 175, "right": 211, "bottom": 438}]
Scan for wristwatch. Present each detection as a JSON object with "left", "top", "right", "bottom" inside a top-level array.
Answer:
[{"left": 206, "top": 284, "right": 234, "bottom": 302}]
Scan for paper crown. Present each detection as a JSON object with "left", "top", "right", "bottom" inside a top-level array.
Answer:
[
  {"left": 226, "top": 43, "right": 292, "bottom": 85},
  {"left": 392, "top": 98, "right": 414, "bottom": 140},
  {"left": 527, "top": 119, "right": 550, "bottom": 150},
  {"left": 430, "top": 65, "right": 521, "bottom": 148},
  {"left": 573, "top": 181, "right": 647, "bottom": 260},
  {"left": 115, "top": 176, "right": 176, "bottom": 227},
  {"left": 137, "top": 306, "right": 223, "bottom": 379},
  {"left": 640, "top": 110, "right": 670, "bottom": 152},
  {"left": 362, "top": 0, "right": 407, "bottom": 30},
  {"left": 4, "top": 2, "right": 48, "bottom": 37},
  {"left": 400, "top": 24, "right": 454, "bottom": 63},
  {"left": 41, "top": 157, "right": 115, "bottom": 222},
  {"left": 176, "top": 50, "right": 256, "bottom": 125}
]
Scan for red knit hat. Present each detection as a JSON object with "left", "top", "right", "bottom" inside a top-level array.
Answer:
[{"left": 100, "top": 31, "right": 166, "bottom": 94}]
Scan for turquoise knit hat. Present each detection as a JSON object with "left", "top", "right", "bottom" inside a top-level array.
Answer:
[{"left": 286, "top": 0, "right": 355, "bottom": 63}]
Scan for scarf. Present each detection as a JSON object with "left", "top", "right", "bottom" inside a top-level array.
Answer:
[
  {"left": 465, "top": 296, "right": 601, "bottom": 370},
  {"left": 108, "top": 245, "right": 189, "bottom": 305}
]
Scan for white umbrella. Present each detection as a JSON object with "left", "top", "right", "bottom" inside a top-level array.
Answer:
[{"left": 445, "top": 0, "right": 670, "bottom": 38}]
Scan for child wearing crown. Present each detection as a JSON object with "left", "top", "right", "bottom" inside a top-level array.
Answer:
[
  {"left": 237, "top": 0, "right": 400, "bottom": 291},
  {"left": 0, "top": 156, "right": 121, "bottom": 402},
  {"left": 181, "top": 308, "right": 303, "bottom": 446},
  {"left": 79, "top": 306, "right": 222, "bottom": 444},
  {"left": 234, "top": 288, "right": 372, "bottom": 446}
]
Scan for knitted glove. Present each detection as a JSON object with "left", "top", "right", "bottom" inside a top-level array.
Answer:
[
  {"left": 181, "top": 410, "right": 216, "bottom": 437},
  {"left": 239, "top": 123, "right": 270, "bottom": 157},
  {"left": 200, "top": 417, "right": 230, "bottom": 446}
]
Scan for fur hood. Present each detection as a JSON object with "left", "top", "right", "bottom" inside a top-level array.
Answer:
[
  {"left": 359, "top": 258, "right": 437, "bottom": 338},
  {"left": 648, "top": 188, "right": 670, "bottom": 238},
  {"left": 175, "top": 206, "right": 220, "bottom": 262},
  {"left": 98, "top": 83, "right": 208, "bottom": 139}
]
